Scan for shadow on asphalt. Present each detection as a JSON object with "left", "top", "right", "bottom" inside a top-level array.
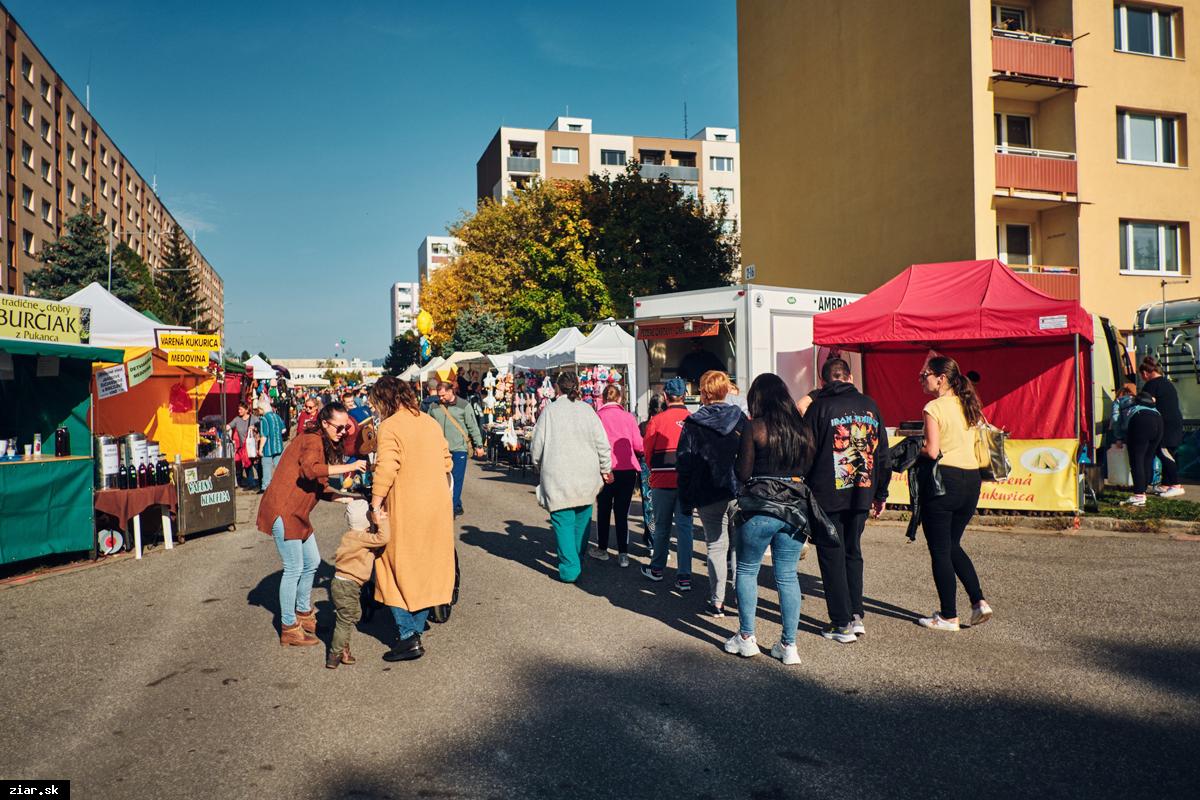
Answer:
[{"left": 309, "top": 646, "right": 1200, "bottom": 800}]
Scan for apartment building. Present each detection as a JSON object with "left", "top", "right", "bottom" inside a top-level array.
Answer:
[
  {"left": 476, "top": 117, "right": 740, "bottom": 233},
  {"left": 417, "top": 235, "right": 462, "bottom": 284},
  {"left": 737, "top": 0, "right": 1199, "bottom": 331},
  {"left": 390, "top": 281, "right": 419, "bottom": 339},
  {"left": 0, "top": 3, "right": 224, "bottom": 332}
]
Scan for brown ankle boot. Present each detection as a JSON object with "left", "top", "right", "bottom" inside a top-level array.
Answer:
[
  {"left": 325, "top": 649, "right": 342, "bottom": 669},
  {"left": 280, "top": 622, "right": 320, "bottom": 647},
  {"left": 295, "top": 610, "right": 317, "bottom": 634},
  {"left": 340, "top": 645, "right": 356, "bottom": 665}
]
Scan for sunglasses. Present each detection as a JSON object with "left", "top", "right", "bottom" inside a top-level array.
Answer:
[
  {"left": 919, "top": 370, "right": 938, "bottom": 379},
  {"left": 324, "top": 422, "right": 349, "bottom": 434}
]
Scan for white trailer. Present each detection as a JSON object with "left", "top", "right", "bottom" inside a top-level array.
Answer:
[{"left": 632, "top": 284, "right": 862, "bottom": 416}]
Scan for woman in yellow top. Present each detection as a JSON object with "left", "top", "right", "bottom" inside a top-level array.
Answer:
[{"left": 917, "top": 356, "right": 993, "bottom": 632}]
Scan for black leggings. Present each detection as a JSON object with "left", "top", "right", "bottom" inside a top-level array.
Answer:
[
  {"left": 1126, "top": 411, "right": 1163, "bottom": 494},
  {"left": 596, "top": 470, "right": 638, "bottom": 553},
  {"left": 921, "top": 466, "right": 983, "bottom": 619}
]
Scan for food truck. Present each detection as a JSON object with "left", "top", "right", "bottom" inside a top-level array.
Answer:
[{"left": 632, "top": 284, "right": 862, "bottom": 415}]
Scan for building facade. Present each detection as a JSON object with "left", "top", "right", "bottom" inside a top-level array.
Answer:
[
  {"left": 476, "top": 116, "right": 741, "bottom": 233},
  {"left": 417, "top": 235, "right": 462, "bottom": 284},
  {"left": 737, "top": 0, "right": 1199, "bottom": 330},
  {"left": 390, "top": 281, "right": 419, "bottom": 339},
  {"left": 0, "top": 3, "right": 224, "bottom": 332}
]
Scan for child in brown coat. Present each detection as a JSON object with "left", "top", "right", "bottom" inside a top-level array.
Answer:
[{"left": 327, "top": 499, "right": 389, "bottom": 669}]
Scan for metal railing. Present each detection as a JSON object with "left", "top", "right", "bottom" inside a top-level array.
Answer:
[
  {"left": 992, "top": 28, "right": 1072, "bottom": 47},
  {"left": 994, "top": 145, "right": 1076, "bottom": 160},
  {"left": 507, "top": 156, "right": 540, "bottom": 173},
  {"left": 637, "top": 163, "right": 699, "bottom": 181}
]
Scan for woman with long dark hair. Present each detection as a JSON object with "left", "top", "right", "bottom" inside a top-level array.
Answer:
[
  {"left": 256, "top": 402, "right": 367, "bottom": 646},
  {"left": 728, "top": 374, "right": 815, "bottom": 665},
  {"left": 916, "top": 356, "right": 992, "bottom": 631}
]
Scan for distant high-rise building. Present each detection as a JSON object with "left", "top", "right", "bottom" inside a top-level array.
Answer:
[
  {"left": 390, "top": 281, "right": 419, "bottom": 339},
  {"left": 0, "top": 2, "right": 224, "bottom": 333},
  {"left": 476, "top": 116, "right": 740, "bottom": 234},
  {"left": 418, "top": 235, "right": 463, "bottom": 284}
]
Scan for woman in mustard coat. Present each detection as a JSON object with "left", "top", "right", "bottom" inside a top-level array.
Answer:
[{"left": 368, "top": 376, "right": 454, "bottom": 662}]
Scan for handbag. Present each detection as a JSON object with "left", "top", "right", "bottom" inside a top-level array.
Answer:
[
  {"left": 975, "top": 417, "right": 1010, "bottom": 481},
  {"left": 245, "top": 429, "right": 258, "bottom": 459}
]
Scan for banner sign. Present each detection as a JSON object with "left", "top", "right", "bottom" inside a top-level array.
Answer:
[
  {"left": 127, "top": 350, "right": 154, "bottom": 387},
  {"left": 156, "top": 331, "right": 220, "bottom": 351},
  {"left": 887, "top": 437, "right": 1079, "bottom": 512},
  {"left": 637, "top": 320, "right": 720, "bottom": 340},
  {"left": 0, "top": 295, "right": 90, "bottom": 344},
  {"left": 167, "top": 350, "right": 210, "bottom": 368},
  {"left": 96, "top": 363, "right": 129, "bottom": 399},
  {"left": 175, "top": 458, "right": 236, "bottom": 536}
]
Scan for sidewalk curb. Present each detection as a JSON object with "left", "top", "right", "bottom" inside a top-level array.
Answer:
[{"left": 874, "top": 511, "right": 1199, "bottom": 540}]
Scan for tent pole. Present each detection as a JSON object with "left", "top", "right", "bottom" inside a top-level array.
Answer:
[{"left": 1073, "top": 334, "right": 1081, "bottom": 444}]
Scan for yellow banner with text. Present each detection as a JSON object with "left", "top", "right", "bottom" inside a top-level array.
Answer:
[
  {"left": 0, "top": 295, "right": 90, "bottom": 344},
  {"left": 167, "top": 350, "right": 211, "bottom": 368},
  {"left": 156, "top": 331, "right": 221, "bottom": 351}
]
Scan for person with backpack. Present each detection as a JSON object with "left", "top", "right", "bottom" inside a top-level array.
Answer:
[
  {"left": 677, "top": 370, "right": 747, "bottom": 617},
  {"left": 641, "top": 378, "right": 696, "bottom": 591},
  {"left": 803, "top": 358, "right": 890, "bottom": 641},
  {"left": 1114, "top": 389, "right": 1163, "bottom": 507}
]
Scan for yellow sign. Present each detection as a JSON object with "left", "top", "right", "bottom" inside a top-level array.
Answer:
[
  {"left": 167, "top": 350, "right": 211, "bottom": 368},
  {"left": 888, "top": 438, "right": 1079, "bottom": 513},
  {"left": 156, "top": 331, "right": 221, "bottom": 351},
  {"left": 0, "top": 295, "right": 90, "bottom": 344}
]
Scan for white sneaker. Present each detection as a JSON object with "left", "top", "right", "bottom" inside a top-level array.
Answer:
[
  {"left": 587, "top": 546, "right": 610, "bottom": 561},
  {"left": 724, "top": 633, "right": 760, "bottom": 657},
  {"left": 918, "top": 613, "right": 961, "bottom": 631},
  {"left": 849, "top": 615, "right": 866, "bottom": 636},
  {"left": 618, "top": 554, "right": 630, "bottom": 568},
  {"left": 1120, "top": 494, "right": 1147, "bottom": 507},
  {"left": 1159, "top": 486, "right": 1185, "bottom": 498},
  {"left": 970, "top": 601, "right": 993, "bottom": 626},
  {"left": 770, "top": 641, "right": 801, "bottom": 665}
]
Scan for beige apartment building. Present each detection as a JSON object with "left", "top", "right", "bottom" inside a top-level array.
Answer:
[
  {"left": 738, "top": 0, "right": 1199, "bottom": 331},
  {"left": 476, "top": 116, "right": 741, "bottom": 234},
  {"left": 0, "top": 3, "right": 223, "bottom": 332}
]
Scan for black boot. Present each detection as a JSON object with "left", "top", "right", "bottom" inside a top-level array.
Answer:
[{"left": 383, "top": 633, "right": 424, "bottom": 662}]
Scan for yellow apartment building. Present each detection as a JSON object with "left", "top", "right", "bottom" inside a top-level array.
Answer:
[{"left": 737, "top": 0, "right": 1199, "bottom": 331}]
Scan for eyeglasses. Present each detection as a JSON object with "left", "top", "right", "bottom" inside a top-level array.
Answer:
[
  {"left": 919, "top": 370, "right": 935, "bottom": 379},
  {"left": 323, "top": 422, "right": 349, "bottom": 434}
]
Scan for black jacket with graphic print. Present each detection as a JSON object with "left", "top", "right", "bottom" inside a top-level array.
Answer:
[{"left": 803, "top": 381, "right": 891, "bottom": 513}]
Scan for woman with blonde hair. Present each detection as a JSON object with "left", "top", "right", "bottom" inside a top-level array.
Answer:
[
  {"left": 916, "top": 356, "right": 992, "bottom": 631},
  {"left": 368, "top": 375, "right": 454, "bottom": 661}
]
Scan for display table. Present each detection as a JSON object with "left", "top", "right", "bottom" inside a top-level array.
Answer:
[
  {"left": 0, "top": 456, "right": 94, "bottom": 565},
  {"left": 94, "top": 483, "right": 179, "bottom": 559}
]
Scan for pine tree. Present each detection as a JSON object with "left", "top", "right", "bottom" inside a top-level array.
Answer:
[
  {"left": 451, "top": 297, "right": 506, "bottom": 353},
  {"left": 383, "top": 331, "right": 420, "bottom": 375},
  {"left": 111, "top": 242, "right": 165, "bottom": 318},
  {"left": 156, "top": 224, "right": 210, "bottom": 331},
  {"left": 25, "top": 205, "right": 139, "bottom": 300}
]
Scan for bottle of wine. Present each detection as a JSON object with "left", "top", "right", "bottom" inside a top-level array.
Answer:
[
  {"left": 146, "top": 458, "right": 157, "bottom": 486},
  {"left": 137, "top": 461, "right": 148, "bottom": 488},
  {"left": 127, "top": 461, "right": 138, "bottom": 490},
  {"left": 117, "top": 453, "right": 129, "bottom": 490}
]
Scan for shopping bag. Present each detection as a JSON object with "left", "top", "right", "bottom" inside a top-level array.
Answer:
[
  {"left": 1105, "top": 447, "right": 1132, "bottom": 487},
  {"left": 975, "top": 419, "right": 1010, "bottom": 481},
  {"left": 245, "top": 430, "right": 258, "bottom": 459}
]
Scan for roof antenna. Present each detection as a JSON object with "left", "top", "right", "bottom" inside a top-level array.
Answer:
[
  {"left": 85, "top": 53, "right": 92, "bottom": 111},
  {"left": 683, "top": 101, "right": 688, "bottom": 138}
]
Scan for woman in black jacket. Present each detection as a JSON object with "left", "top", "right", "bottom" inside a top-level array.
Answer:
[
  {"left": 1139, "top": 356, "right": 1185, "bottom": 497},
  {"left": 677, "top": 370, "right": 747, "bottom": 617}
]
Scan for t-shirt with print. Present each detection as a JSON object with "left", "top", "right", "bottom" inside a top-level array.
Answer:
[{"left": 924, "top": 393, "right": 977, "bottom": 469}]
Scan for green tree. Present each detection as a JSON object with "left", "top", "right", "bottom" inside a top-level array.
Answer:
[
  {"left": 25, "top": 205, "right": 140, "bottom": 301},
  {"left": 256, "top": 351, "right": 272, "bottom": 364},
  {"left": 239, "top": 350, "right": 252, "bottom": 362},
  {"left": 111, "top": 242, "right": 165, "bottom": 318},
  {"left": 450, "top": 297, "right": 506, "bottom": 354},
  {"left": 156, "top": 224, "right": 210, "bottom": 331},
  {"left": 583, "top": 162, "right": 739, "bottom": 317},
  {"left": 383, "top": 331, "right": 420, "bottom": 375}
]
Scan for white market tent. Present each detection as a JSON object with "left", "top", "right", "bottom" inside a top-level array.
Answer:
[
  {"left": 575, "top": 318, "right": 637, "bottom": 405},
  {"left": 63, "top": 282, "right": 190, "bottom": 348},
  {"left": 397, "top": 365, "right": 419, "bottom": 381},
  {"left": 488, "top": 352, "right": 517, "bottom": 373},
  {"left": 244, "top": 354, "right": 275, "bottom": 380},
  {"left": 417, "top": 356, "right": 447, "bottom": 382},
  {"left": 512, "top": 327, "right": 586, "bottom": 371}
]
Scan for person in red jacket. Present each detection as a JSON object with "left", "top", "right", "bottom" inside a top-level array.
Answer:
[{"left": 640, "top": 377, "right": 696, "bottom": 591}]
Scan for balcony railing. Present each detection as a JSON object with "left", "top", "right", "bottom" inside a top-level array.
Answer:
[
  {"left": 995, "top": 146, "right": 1078, "bottom": 195},
  {"left": 1009, "top": 265, "right": 1079, "bottom": 300},
  {"left": 992, "top": 31, "right": 1074, "bottom": 83},
  {"left": 507, "top": 156, "right": 540, "bottom": 173},
  {"left": 638, "top": 163, "right": 699, "bottom": 181}
]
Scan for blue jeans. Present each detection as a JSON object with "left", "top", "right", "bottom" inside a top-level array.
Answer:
[
  {"left": 390, "top": 606, "right": 430, "bottom": 640},
  {"left": 649, "top": 487, "right": 694, "bottom": 575},
  {"left": 271, "top": 516, "right": 320, "bottom": 627},
  {"left": 450, "top": 451, "right": 468, "bottom": 511},
  {"left": 550, "top": 505, "right": 593, "bottom": 582},
  {"left": 260, "top": 453, "right": 281, "bottom": 491},
  {"left": 736, "top": 514, "right": 803, "bottom": 645}
]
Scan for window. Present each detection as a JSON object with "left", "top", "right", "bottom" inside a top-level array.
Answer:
[
  {"left": 993, "top": 5, "right": 1028, "bottom": 32},
  {"left": 639, "top": 150, "right": 665, "bottom": 165},
  {"left": 39, "top": 118, "right": 50, "bottom": 143},
  {"left": 997, "top": 223, "right": 1032, "bottom": 266},
  {"left": 40, "top": 78, "right": 51, "bottom": 103},
  {"left": 1115, "top": 4, "right": 1177, "bottom": 57},
  {"left": 551, "top": 146, "right": 579, "bottom": 164},
  {"left": 67, "top": 181, "right": 76, "bottom": 204},
  {"left": 41, "top": 159, "right": 51, "bottom": 184},
  {"left": 1117, "top": 110, "right": 1178, "bottom": 165},
  {"left": 21, "top": 185, "right": 32, "bottom": 211},
  {"left": 714, "top": 133, "right": 728, "bottom": 141},
  {"left": 600, "top": 149, "right": 626, "bottom": 166},
  {"left": 994, "top": 112, "right": 1033, "bottom": 150},
  {"left": 672, "top": 151, "right": 697, "bottom": 168},
  {"left": 431, "top": 242, "right": 450, "bottom": 255},
  {"left": 20, "top": 100, "right": 32, "bottom": 126},
  {"left": 709, "top": 187, "right": 734, "bottom": 204},
  {"left": 1121, "top": 220, "right": 1182, "bottom": 274},
  {"left": 677, "top": 183, "right": 699, "bottom": 201},
  {"left": 101, "top": 145, "right": 108, "bottom": 165},
  {"left": 82, "top": 158, "right": 89, "bottom": 181},
  {"left": 20, "top": 143, "right": 32, "bottom": 169},
  {"left": 41, "top": 200, "right": 51, "bottom": 223},
  {"left": 66, "top": 144, "right": 76, "bottom": 166},
  {"left": 101, "top": 177, "right": 108, "bottom": 197},
  {"left": 20, "top": 56, "right": 32, "bottom": 83},
  {"left": 710, "top": 156, "right": 734, "bottom": 172},
  {"left": 82, "top": 126, "right": 91, "bottom": 145},
  {"left": 23, "top": 229, "right": 35, "bottom": 255},
  {"left": 66, "top": 107, "right": 76, "bottom": 130},
  {"left": 567, "top": 123, "right": 582, "bottom": 132},
  {"left": 720, "top": 218, "right": 737, "bottom": 235},
  {"left": 509, "top": 142, "right": 536, "bottom": 158}
]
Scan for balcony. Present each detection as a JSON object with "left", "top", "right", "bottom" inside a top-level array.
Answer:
[
  {"left": 507, "top": 156, "right": 540, "bottom": 173},
  {"left": 992, "top": 30, "right": 1075, "bottom": 85},
  {"left": 995, "top": 146, "right": 1077, "bottom": 196},
  {"left": 1009, "top": 265, "right": 1079, "bottom": 300},
  {"left": 638, "top": 163, "right": 699, "bottom": 182}
]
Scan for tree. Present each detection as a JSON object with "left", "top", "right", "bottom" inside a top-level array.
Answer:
[
  {"left": 111, "top": 242, "right": 165, "bottom": 318},
  {"left": 583, "top": 162, "right": 739, "bottom": 317},
  {"left": 239, "top": 350, "right": 252, "bottom": 362},
  {"left": 156, "top": 224, "right": 210, "bottom": 332},
  {"left": 25, "top": 205, "right": 140, "bottom": 301},
  {"left": 383, "top": 331, "right": 420, "bottom": 375},
  {"left": 256, "top": 351, "right": 272, "bottom": 364},
  {"left": 450, "top": 296, "right": 506, "bottom": 354}
]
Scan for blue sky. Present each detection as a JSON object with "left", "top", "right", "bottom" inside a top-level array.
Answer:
[{"left": 10, "top": 0, "right": 739, "bottom": 360}]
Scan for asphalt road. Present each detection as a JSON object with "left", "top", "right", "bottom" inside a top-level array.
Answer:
[{"left": 1, "top": 460, "right": 1198, "bottom": 800}]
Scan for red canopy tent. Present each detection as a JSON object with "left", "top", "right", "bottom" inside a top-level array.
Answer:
[{"left": 813, "top": 260, "right": 1092, "bottom": 440}]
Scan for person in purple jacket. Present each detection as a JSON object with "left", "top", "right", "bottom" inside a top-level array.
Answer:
[{"left": 590, "top": 384, "right": 644, "bottom": 567}]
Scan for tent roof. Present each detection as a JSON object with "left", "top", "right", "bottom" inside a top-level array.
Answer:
[
  {"left": 244, "top": 354, "right": 274, "bottom": 379},
  {"left": 812, "top": 260, "right": 1093, "bottom": 349},
  {"left": 0, "top": 336, "right": 123, "bottom": 363},
  {"left": 62, "top": 282, "right": 190, "bottom": 348},
  {"left": 513, "top": 327, "right": 586, "bottom": 370},
  {"left": 574, "top": 319, "right": 635, "bottom": 366}
]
